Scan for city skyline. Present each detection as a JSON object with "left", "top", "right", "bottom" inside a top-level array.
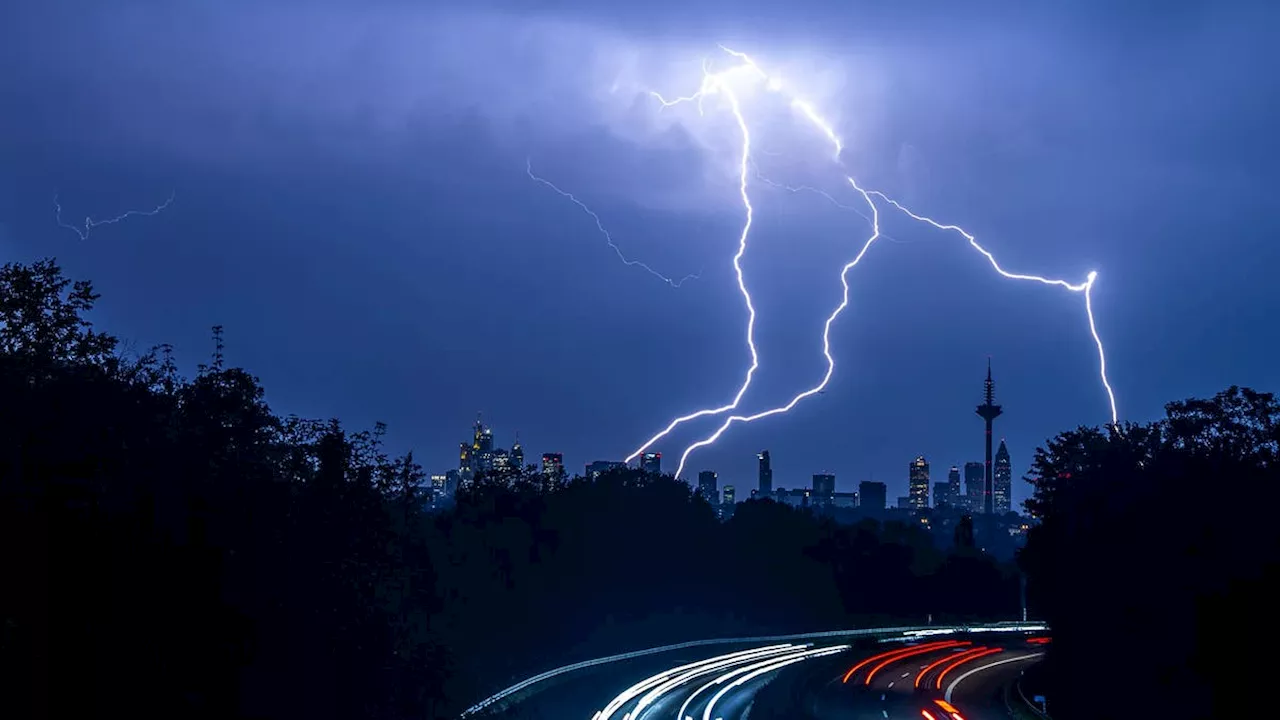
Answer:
[{"left": 440, "top": 365, "right": 1024, "bottom": 504}]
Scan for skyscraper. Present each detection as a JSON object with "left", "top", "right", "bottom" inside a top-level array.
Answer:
[
  {"left": 511, "top": 435, "right": 524, "bottom": 472},
  {"left": 908, "top": 456, "right": 930, "bottom": 510},
  {"left": 948, "top": 466, "right": 961, "bottom": 504},
  {"left": 639, "top": 452, "right": 661, "bottom": 475},
  {"left": 698, "top": 471, "right": 719, "bottom": 503},
  {"left": 812, "top": 473, "right": 835, "bottom": 506},
  {"left": 933, "top": 481, "right": 951, "bottom": 509},
  {"left": 975, "top": 360, "right": 1004, "bottom": 516},
  {"left": 964, "top": 462, "right": 984, "bottom": 513},
  {"left": 541, "top": 453, "right": 565, "bottom": 485},
  {"left": 723, "top": 485, "right": 736, "bottom": 505},
  {"left": 757, "top": 451, "right": 773, "bottom": 497},
  {"left": 859, "top": 481, "right": 887, "bottom": 511},
  {"left": 994, "top": 439, "right": 1012, "bottom": 514},
  {"left": 459, "top": 442, "right": 473, "bottom": 474}
]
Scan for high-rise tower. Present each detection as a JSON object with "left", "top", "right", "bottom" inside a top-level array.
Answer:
[
  {"left": 975, "top": 359, "right": 1004, "bottom": 516},
  {"left": 757, "top": 451, "right": 773, "bottom": 497},
  {"left": 994, "top": 439, "right": 1012, "bottom": 515},
  {"left": 908, "top": 456, "right": 930, "bottom": 510}
]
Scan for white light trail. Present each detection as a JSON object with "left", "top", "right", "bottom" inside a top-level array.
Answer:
[
  {"left": 677, "top": 645, "right": 847, "bottom": 720},
  {"left": 526, "top": 159, "right": 700, "bottom": 288},
  {"left": 623, "top": 45, "right": 1119, "bottom": 477},
  {"left": 630, "top": 644, "right": 806, "bottom": 717},
  {"left": 594, "top": 644, "right": 800, "bottom": 720},
  {"left": 54, "top": 192, "right": 175, "bottom": 241},
  {"left": 942, "top": 652, "right": 1044, "bottom": 704},
  {"left": 700, "top": 645, "right": 850, "bottom": 720}
]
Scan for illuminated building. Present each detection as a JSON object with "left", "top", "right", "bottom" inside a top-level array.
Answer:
[
  {"left": 757, "top": 450, "right": 773, "bottom": 496},
  {"left": 541, "top": 453, "right": 565, "bottom": 485},
  {"left": 859, "top": 481, "right": 886, "bottom": 511},
  {"left": 430, "top": 474, "right": 446, "bottom": 500},
  {"left": 994, "top": 439, "right": 1012, "bottom": 514},
  {"left": 585, "top": 460, "right": 625, "bottom": 479},
  {"left": 948, "top": 465, "right": 961, "bottom": 505},
  {"left": 964, "top": 462, "right": 984, "bottom": 512},
  {"left": 720, "top": 485, "right": 736, "bottom": 520},
  {"left": 491, "top": 448, "right": 512, "bottom": 476},
  {"left": 933, "top": 481, "right": 951, "bottom": 509},
  {"left": 975, "top": 360, "right": 1004, "bottom": 516},
  {"left": 458, "top": 442, "right": 473, "bottom": 474},
  {"left": 511, "top": 435, "right": 524, "bottom": 472},
  {"left": 908, "top": 456, "right": 930, "bottom": 510},
  {"left": 812, "top": 473, "right": 835, "bottom": 506},
  {"left": 639, "top": 452, "right": 662, "bottom": 475},
  {"left": 698, "top": 470, "right": 719, "bottom": 503}
]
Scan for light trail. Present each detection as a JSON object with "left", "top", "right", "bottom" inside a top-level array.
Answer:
[
  {"left": 700, "top": 645, "right": 849, "bottom": 720},
  {"left": 526, "top": 159, "right": 700, "bottom": 288},
  {"left": 943, "top": 652, "right": 1044, "bottom": 704},
  {"left": 54, "top": 192, "right": 175, "bottom": 240},
  {"left": 673, "top": 646, "right": 828, "bottom": 720},
  {"left": 630, "top": 644, "right": 806, "bottom": 716},
  {"left": 592, "top": 644, "right": 800, "bottom": 720},
  {"left": 622, "top": 45, "right": 1119, "bottom": 478}
]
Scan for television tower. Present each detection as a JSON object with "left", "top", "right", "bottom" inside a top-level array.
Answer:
[{"left": 975, "top": 358, "right": 1003, "bottom": 516}]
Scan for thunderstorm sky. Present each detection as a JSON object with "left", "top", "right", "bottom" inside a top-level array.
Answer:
[{"left": 2, "top": 0, "right": 1278, "bottom": 503}]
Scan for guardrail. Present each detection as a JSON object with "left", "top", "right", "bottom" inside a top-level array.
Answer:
[
  {"left": 1016, "top": 675, "right": 1052, "bottom": 719},
  {"left": 459, "top": 620, "right": 1048, "bottom": 717}
]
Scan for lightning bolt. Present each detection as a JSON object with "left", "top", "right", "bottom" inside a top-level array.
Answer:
[
  {"left": 623, "top": 50, "right": 768, "bottom": 464},
  {"left": 621, "top": 46, "right": 1119, "bottom": 480},
  {"left": 54, "top": 192, "right": 175, "bottom": 240},
  {"left": 525, "top": 159, "right": 700, "bottom": 288}
]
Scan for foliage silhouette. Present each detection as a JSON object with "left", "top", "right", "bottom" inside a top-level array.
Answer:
[
  {"left": 1, "top": 259, "right": 1020, "bottom": 719},
  {"left": 1020, "top": 386, "right": 1280, "bottom": 720}
]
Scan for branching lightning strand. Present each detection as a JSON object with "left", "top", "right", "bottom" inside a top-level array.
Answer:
[
  {"left": 623, "top": 46, "right": 1118, "bottom": 479},
  {"left": 55, "top": 192, "right": 175, "bottom": 241},
  {"left": 526, "top": 159, "right": 700, "bottom": 288},
  {"left": 623, "top": 55, "right": 767, "bottom": 464}
]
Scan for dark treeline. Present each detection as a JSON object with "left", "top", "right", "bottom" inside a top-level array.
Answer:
[
  {"left": 1, "top": 259, "right": 1018, "bottom": 719},
  {"left": 1021, "top": 385, "right": 1280, "bottom": 720}
]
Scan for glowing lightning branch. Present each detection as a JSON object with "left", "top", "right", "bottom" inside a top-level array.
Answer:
[
  {"left": 623, "top": 54, "right": 769, "bottom": 464},
  {"left": 526, "top": 159, "right": 700, "bottom": 288},
  {"left": 629, "top": 45, "right": 1119, "bottom": 478},
  {"left": 54, "top": 192, "right": 175, "bottom": 241},
  {"left": 673, "top": 178, "right": 881, "bottom": 479}
]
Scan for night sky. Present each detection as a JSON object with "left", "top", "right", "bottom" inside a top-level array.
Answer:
[{"left": 3, "top": 0, "right": 1277, "bottom": 504}]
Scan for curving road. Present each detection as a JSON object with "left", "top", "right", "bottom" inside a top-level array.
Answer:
[
  {"left": 479, "top": 625, "right": 1047, "bottom": 720},
  {"left": 764, "top": 634, "right": 1049, "bottom": 720}
]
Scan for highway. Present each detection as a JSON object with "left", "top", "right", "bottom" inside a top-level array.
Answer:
[
  {"left": 760, "top": 634, "right": 1050, "bottom": 720},
  {"left": 471, "top": 625, "right": 1047, "bottom": 720}
]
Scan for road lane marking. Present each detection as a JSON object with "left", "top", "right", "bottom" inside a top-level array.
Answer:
[
  {"left": 943, "top": 653, "right": 1045, "bottom": 704},
  {"left": 887, "top": 681, "right": 895, "bottom": 688}
]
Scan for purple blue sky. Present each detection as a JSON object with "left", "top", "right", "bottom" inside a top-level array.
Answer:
[{"left": 3, "top": 0, "right": 1277, "bottom": 504}]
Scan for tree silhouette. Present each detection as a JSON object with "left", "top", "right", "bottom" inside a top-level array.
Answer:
[
  {"left": 1, "top": 259, "right": 1029, "bottom": 720},
  {"left": 1020, "top": 386, "right": 1280, "bottom": 720}
]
